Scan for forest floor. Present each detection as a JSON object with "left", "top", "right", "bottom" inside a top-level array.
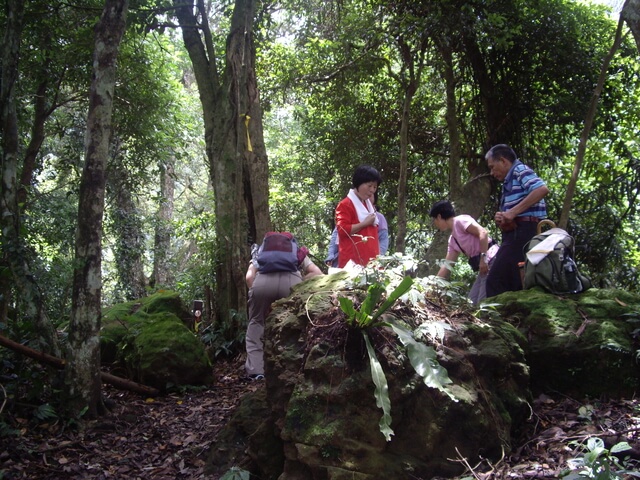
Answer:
[{"left": 1, "top": 357, "right": 639, "bottom": 480}]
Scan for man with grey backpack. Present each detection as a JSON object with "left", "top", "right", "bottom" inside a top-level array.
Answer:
[{"left": 244, "top": 232, "right": 323, "bottom": 381}]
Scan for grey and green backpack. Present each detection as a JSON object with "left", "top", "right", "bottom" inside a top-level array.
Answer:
[{"left": 523, "top": 228, "right": 591, "bottom": 295}]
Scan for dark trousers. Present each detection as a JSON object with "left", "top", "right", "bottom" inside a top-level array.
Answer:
[{"left": 486, "top": 222, "right": 538, "bottom": 298}]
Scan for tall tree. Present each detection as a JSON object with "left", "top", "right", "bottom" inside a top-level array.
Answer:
[
  {"left": 108, "top": 154, "right": 148, "bottom": 300},
  {"left": 64, "top": 0, "right": 129, "bottom": 418},
  {"left": 385, "top": 25, "right": 429, "bottom": 253},
  {"left": 559, "top": 13, "right": 625, "bottom": 229},
  {"left": 152, "top": 156, "right": 176, "bottom": 288},
  {"left": 0, "top": 0, "right": 61, "bottom": 356},
  {"left": 173, "top": 0, "right": 271, "bottom": 320}
]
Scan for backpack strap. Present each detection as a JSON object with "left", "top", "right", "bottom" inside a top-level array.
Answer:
[{"left": 452, "top": 236, "right": 469, "bottom": 257}]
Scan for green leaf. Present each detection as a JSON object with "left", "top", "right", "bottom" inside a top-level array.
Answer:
[
  {"left": 356, "top": 311, "right": 373, "bottom": 327},
  {"left": 389, "top": 322, "right": 457, "bottom": 401},
  {"left": 34, "top": 403, "right": 58, "bottom": 421},
  {"left": 338, "top": 297, "right": 357, "bottom": 324},
  {"left": 371, "top": 276, "right": 413, "bottom": 321},
  {"left": 362, "top": 331, "right": 394, "bottom": 441},
  {"left": 361, "top": 283, "right": 386, "bottom": 317},
  {"left": 610, "top": 441, "right": 632, "bottom": 454},
  {"left": 220, "top": 467, "right": 251, "bottom": 480}
]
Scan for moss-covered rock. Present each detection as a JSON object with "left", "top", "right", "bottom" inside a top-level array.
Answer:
[
  {"left": 207, "top": 276, "right": 640, "bottom": 479},
  {"left": 212, "top": 273, "right": 532, "bottom": 479},
  {"left": 492, "top": 287, "right": 640, "bottom": 397},
  {"left": 100, "top": 291, "right": 212, "bottom": 391}
]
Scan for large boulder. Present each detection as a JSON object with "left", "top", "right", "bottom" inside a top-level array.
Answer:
[
  {"left": 493, "top": 287, "right": 640, "bottom": 397},
  {"left": 207, "top": 277, "right": 640, "bottom": 479},
  {"left": 101, "top": 291, "right": 212, "bottom": 391},
  {"left": 209, "top": 273, "right": 532, "bottom": 479}
]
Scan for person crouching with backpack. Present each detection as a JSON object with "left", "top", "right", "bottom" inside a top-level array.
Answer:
[
  {"left": 244, "top": 232, "right": 323, "bottom": 380},
  {"left": 430, "top": 200, "right": 499, "bottom": 305}
]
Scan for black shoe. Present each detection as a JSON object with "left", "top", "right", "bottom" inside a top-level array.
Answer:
[{"left": 247, "top": 374, "right": 265, "bottom": 381}]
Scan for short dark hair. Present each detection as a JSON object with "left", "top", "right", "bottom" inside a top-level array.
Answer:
[
  {"left": 352, "top": 165, "right": 382, "bottom": 189},
  {"left": 486, "top": 144, "right": 517, "bottom": 164},
  {"left": 429, "top": 200, "right": 455, "bottom": 219}
]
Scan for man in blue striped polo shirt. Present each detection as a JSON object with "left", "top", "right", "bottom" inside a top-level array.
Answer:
[{"left": 485, "top": 144, "right": 549, "bottom": 297}]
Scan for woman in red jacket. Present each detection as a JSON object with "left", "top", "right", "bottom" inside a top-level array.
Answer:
[{"left": 335, "top": 165, "right": 383, "bottom": 267}]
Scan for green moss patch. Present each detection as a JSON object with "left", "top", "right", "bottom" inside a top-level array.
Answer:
[
  {"left": 493, "top": 288, "right": 640, "bottom": 397},
  {"left": 100, "top": 291, "right": 212, "bottom": 391}
]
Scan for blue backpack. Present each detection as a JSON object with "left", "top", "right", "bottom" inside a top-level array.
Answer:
[{"left": 257, "top": 232, "right": 300, "bottom": 273}]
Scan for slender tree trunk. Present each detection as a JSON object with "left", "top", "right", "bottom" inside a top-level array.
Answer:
[
  {"left": 441, "top": 45, "right": 462, "bottom": 201},
  {"left": 152, "top": 157, "right": 175, "bottom": 288},
  {"left": 394, "top": 87, "right": 414, "bottom": 253},
  {"left": 174, "top": 0, "right": 271, "bottom": 321},
  {"left": 393, "top": 36, "right": 426, "bottom": 253},
  {"left": 109, "top": 161, "right": 147, "bottom": 300},
  {"left": 18, "top": 77, "right": 50, "bottom": 205},
  {"left": 64, "top": 0, "right": 128, "bottom": 419},
  {"left": 0, "top": 0, "right": 61, "bottom": 356},
  {"left": 558, "top": 15, "right": 624, "bottom": 230},
  {"left": 424, "top": 39, "right": 493, "bottom": 274}
]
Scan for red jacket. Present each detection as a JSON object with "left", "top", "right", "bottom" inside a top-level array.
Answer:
[{"left": 335, "top": 196, "right": 379, "bottom": 267}]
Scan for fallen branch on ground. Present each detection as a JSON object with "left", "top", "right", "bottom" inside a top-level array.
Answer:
[{"left": 0, "top": 334, "right": 159, "bottom": 396}]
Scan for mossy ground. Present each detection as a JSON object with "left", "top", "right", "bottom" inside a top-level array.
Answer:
[{"left": 491, "top": 287, "right": 640, "bottom": 396}]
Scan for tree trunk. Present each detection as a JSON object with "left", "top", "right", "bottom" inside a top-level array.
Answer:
[
  {"left": 64, "top": 0, "right": 128, "bottom": 419},
  {"left": 424, "top": 38, "right": 493, "bottom": 275},
  {"left": 152, "top": 156, "right": 175, "bottom": 288},
  {"left": 174, "top": 0, "right": 271, "bottom": 321},
  {"left": 0, "top": 0, "right": 61, "bottom": 357},
  {"left": 0, "top": 334, "right": 159, "bottom": 396},
  {"left": 18, "top": 77, "right": 51, "bottom": 205},
  {"left": 394, "top": 86, "right": 415, "bottom": 254},
  {"left": 109, "top": 158, "right": 148, "bottom": 300},
  {"left": 622, "top": 0, "right": 640, "bottom": 53},
  {"left": 393, "top": 36, "right": 425, "bottom": 254},
  {"left": 441, "top": 45, "right": 462, "bottom": 201},
  {"left": 558, "top": 15, "right": 624, "bottom": 230}
]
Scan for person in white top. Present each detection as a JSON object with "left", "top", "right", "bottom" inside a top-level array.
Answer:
[{"left": 430, "top": 200, "right": 499, "bottom": 305}]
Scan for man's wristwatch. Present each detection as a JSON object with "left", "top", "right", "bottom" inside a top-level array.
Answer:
[{"left": 480, "top": 253, "right": 487, "bottom": 261}]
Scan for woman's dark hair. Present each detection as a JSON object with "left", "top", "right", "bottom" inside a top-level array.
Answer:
[
  {"left": 352, "top": 165, "right": 382, "bottom": 188},
  {"left": 486, "top": 144, "right": 517, "bottom": 164},
  {"left": 429, "top": 200, "right": 456, "bottom": 220}
]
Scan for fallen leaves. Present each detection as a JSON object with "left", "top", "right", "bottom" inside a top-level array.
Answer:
[{"left": 2, "top": 359, "right": 638, "bottom": 480}]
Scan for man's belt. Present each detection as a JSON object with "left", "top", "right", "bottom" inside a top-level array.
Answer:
[{"left": 515, "top": 216, "right": 540, "bottom": 223}]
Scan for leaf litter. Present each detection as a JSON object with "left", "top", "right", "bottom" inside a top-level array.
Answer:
[{"left": 1, "top": 359, "right": 639, "bottom": 479}]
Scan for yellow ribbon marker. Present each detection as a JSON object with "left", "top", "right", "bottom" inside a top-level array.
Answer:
[{"left": 244, "top": 114, "right": 253, "bottom": 152}]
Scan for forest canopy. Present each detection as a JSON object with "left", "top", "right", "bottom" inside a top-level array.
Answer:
[{"left": 1, "top": 0, "right": 638, "bottom": 348}]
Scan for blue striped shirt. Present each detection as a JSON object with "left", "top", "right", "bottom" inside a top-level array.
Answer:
[{"left": 500, "top": 160, "right": 547, "bottom": 218}]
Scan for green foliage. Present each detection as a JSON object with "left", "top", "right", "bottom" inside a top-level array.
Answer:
[
  {"left": 362, "top": 332, "right": 394, "bottom": 441},
  {"left": 220, "top": 467, "right": 251, "bottom": 480},
  {"left": 389, "top": 323, "right": 455, "bottom": 400},
  {"left": 562, "top": 437, "right": 639, "bottom": 479},
  {"left": 339, "top": 276, "right": 413, "bottom": 328},
  {"left": 33, "top": 403, "right": 57, "bottom": 422},
  {"left": 199, "top": 309, "right": 248, "bottom": 359}
]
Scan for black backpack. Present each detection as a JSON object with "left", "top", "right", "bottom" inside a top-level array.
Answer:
[{"left": 523, "top": 228, "right": 591, "bottom": 295}]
